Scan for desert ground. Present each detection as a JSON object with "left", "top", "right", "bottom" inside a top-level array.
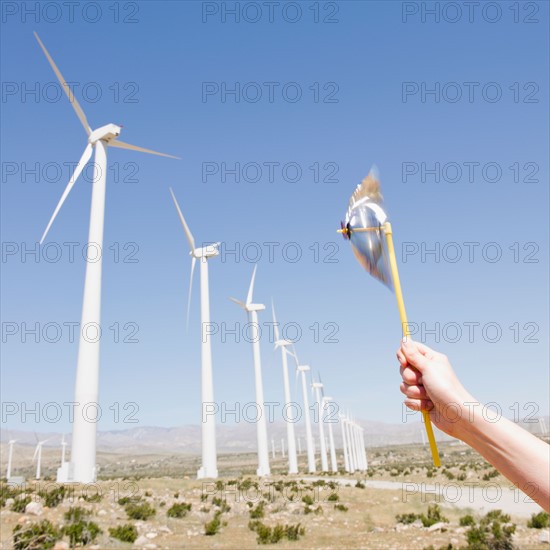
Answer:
[{"left": 1, "top": 442, "right": 549, "bottom": 549}]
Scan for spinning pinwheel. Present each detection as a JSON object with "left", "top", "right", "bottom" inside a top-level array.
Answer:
[{"left": 338, "top": 167, "right": 441, "bottom": 467}]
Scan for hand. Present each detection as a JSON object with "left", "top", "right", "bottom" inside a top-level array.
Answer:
[{"left": 397, "top": 338, "right": 473, "bottom": 439}]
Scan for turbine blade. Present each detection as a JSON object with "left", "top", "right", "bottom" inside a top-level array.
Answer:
[
  {"left": 33, "top": 32, "right": 91, "bottom": 136},
  {"left": 186, "top": 256, "right": 196, "bottom": 329},
  {"left": 247, "top": 265, "right": 257, "bottom": 306},
  {"left": 271, "top": 300, "right": 280, "bottom": 342},
  {"left": 229, "top": 297, "right": 246, "bottom": 308},
  {"left": 32, "top": 445, "right": 39, "bottom": 460},
  {"left": 169, "top": 188, "right": 196, "bottom": 251},
  {"left": 109, "top": 139, "right": 180, "bottom": 159},
  {"left": 40, "top": 143, "right": 93, "bottom": 244}
]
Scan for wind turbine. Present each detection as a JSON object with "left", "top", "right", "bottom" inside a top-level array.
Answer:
[
  {"left": 34, "top": 33, "right": 179, "bottom": 484},
  {"left": 61, "top": 435, "right": 68, "bottom": 465},
  {"left": 339, "top": 413, "right": 350, "bottom": 473},
  {"left": 312, "top": 377, "right": 329, "bottom": 472},
  {"left": 344, "top": 415, "right": 356, "bottom": 472},
  {"left": 292, "top": 352, "right": 316, "bottom": 473},
  {"left": 323, "top": 396, "right": 338, "bottom": 473},
  {"left": 6, "top": 440, "right": 16, "bottom": 479},
  {"left": 33, "top": 439, "right": 49, "bottom": 480},
  {"left": 281, "top": 438, "right": 286, "bottom": 458},
  {"left": 272, "top": 302, "right": 298, "bottom": 474},
  {"left": 271, "top": 438, "right": 276, "bottom": 459},
  {"left": 170, "top": 189, "right": 218, "bottom": 479},
  {"left": 230, "top": 265, "right": 270, "bottom": 477}
]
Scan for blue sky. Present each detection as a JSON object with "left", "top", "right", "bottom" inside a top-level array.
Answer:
[{"left": 1, "top": 1, "right": 548, "bottom": 434}]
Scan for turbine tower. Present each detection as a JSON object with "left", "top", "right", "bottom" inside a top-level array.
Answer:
[
  {"left": 170, "top": 189, "right": 219, "bottom": 479},
  {"left": 34, "top": 33, "right": 178, "bottom": 483},
  {"left": 323, "top": 396, "right": 338, "bottom": 473},
  {"left": 296, "top": 361, "right": 316, "bottom": 473},
  {"left": 272, "top": 302, "right": 298, "bottom": 474},
  {"left": 339, "top": 413, "right": 350, "bottom": 472},
  {"left": 6, "top": 440, "right": 16, "bottom": 479},
  {"left": 312, "top": 378, "right": 329, "bottom": 472},
  {"left": 230, "top": 266, "right": 270, "bottom": 477},
  {"left": 33, "top": 439, "right": 48, "bottom": 480}
]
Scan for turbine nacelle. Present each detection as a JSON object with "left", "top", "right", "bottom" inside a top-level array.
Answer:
[
  {"left": 274, "top": 338, "right": 292, "bottom": 349},
  {"left": 88, "top": 123, "right": 122, "bottom": 145},
  {"left": 297, "top": 365, "right": 310, "bottom": 372},
  {"left": 190, "top": 244, "right": 220, "bottom": 259}
]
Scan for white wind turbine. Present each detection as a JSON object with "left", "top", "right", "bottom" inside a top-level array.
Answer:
[
  {"left": 170, "top": 188, "right": 219, "bottom": 479},
  {"left": 272, "top": 302, "right": 298, "bottom": 475},
  {"left": 344, "top": 414, "right": 356, "bottom": 472},
  {"left": 60, "top": 435, "right": 68, "bottom": 465},
  {"left": 34, "top": 33, "right": 178, "bottom": 484},
  {"left": 6, "top": 440, "right": 16, "bottom": 479},
  {"left": 230, "top": 266, "right": 270, "bottom": 477},
  {"left": 33, "top": 439, "right": 49, "bottom": 480},
  {"left": 323, "top": 396, "right": 338, "bottom": 473},
  {"left": 290, "top": 349, "right": 316, "bottom": 473},
  {"left": 339, "top": 413, "right": 350, "bottom": 473},
  {"left": 312, "top": 377, "right": 329, "bottom": 472}
]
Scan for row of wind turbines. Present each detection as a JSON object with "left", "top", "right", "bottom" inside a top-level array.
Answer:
[{"left": 30, "top": 32, "right": 365, "bottom": 482}]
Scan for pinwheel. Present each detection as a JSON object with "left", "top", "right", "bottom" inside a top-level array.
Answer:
[{"left": 338, "top": 167, "right": 441, "bottom": 467}]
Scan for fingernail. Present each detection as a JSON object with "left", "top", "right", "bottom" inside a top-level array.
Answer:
[{"left": 402, "top": 336, "right": 409, "bottom": 345}]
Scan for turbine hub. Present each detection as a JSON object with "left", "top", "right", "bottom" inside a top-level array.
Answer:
[{"left": 88, "top": 123, "right": 122, "bottom": 145}]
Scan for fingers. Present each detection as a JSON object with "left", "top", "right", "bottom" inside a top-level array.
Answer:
[
  {"left": 404, "top": 398, "right": 434, "bottom": 412},
  {"left": 400, "top": 338, "right": 431, "bottom": 372},
  {"left": 400, "top": 381, "right": 428, "bottom": 400},
  {"left": 399, "top": 365, "right": 423, "bottom": 385}
]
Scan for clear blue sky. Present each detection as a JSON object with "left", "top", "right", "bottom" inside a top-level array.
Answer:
[{"left": 1, "top": 1, "right": 548, "bottom": 434}]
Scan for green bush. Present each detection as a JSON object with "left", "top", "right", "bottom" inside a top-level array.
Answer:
[
  {"left": 249, "top": 501, "right": 265, "bottom": 519},
  {"left": 465, "top": 509, "right": 516, "bottom": 550},
  {"left": 302, "top": 495, "right": 314, "bottom": 506},
  {"left": 327, "top": 493, "right": 339, "bottom": 502},
  {"left": 38, "top": 485, "right": 66, "bottom": 508},
  {"left": 11, "top": 496, "right": 31, "bottom": 513},
  {"left": 396, "top": 512, "right": 420, "bottom": 525},
  {"left": 117, "top": 495, "right": 141, "bottom": 506},
  {"left": 205, "top": 511, "right": 222, "bottom": 535},
  {"left": 63, "top": 520, "right": 102, "bottom": 546},
  {"left": 109, "top": 523, "right": 138, "bottom": 543},
  {"left": 527, "top": 511, "right": 549, "bottom": 529},
  {"left": 334, "top": 503, "right": 349, "bottom": 512},
  {"left": 421, "top": 504, "right": 449, "bottom": 527},
  {"left": 13, "top": 520, "right": 60, "bottom": 550},
  {"left": 460, "top": 514, "right": 476, "bottom": 527},
  {"left": 124, "top": 501, "right": 156, "bottom": 520},
  {"left": 212, "top": 496, "right": 231, "bottom": 513},
  {"left": 248, "top": 520, "right": 305, "bottom": 544},
  {"left": 64, "top": 507, "right": 89, "bottom": 523},
  {"left": 167, "top": 502, "right": 192, "bottom": 518},
  {"left": 82, "top": 492, "right": 102, "bottom": 503}
]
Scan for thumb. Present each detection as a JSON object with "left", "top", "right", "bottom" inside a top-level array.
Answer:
[{"left": 401, "top": 338, "right": 430, "bottom": 372}]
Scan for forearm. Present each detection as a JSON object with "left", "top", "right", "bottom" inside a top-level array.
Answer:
[{"left": 458, "top": 406, "right": 550, "bottom": 512}]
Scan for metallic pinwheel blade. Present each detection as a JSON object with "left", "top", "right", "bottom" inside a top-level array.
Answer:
[{"left": 342, "top": 166, "right": 393, "bottom": 289}]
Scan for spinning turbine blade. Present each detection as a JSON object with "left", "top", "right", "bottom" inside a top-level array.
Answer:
[
  {"left": 229, "top": 297, "right": 246, "bottom": 308},
  {"left": 186, "top": 257, "right": 196, "bottom": 328},
  {"left": 110, "top": 140, "right": 180, "bottom": 159},
  {"left": 40, "top": 143, "right": 93, "bottom": 244},
  {"left": 34, "top": 32, "right": 91, "bottom": 136},
  {"left": 247, "top": 265, "right": 257, "bottom": 306},
  {"left": 169, "top": 188, "right": 196, "bottom": 251},
  {"left": 272, "top": 300, "right": 280, "bottom": 343}
]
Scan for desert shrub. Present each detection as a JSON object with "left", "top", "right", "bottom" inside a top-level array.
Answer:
[
  {"left": 64, "top": 507, "right": 89, "bottom": 523},
  {"left": 248, "top": 520, "right": 305, "bottom": 544},
  {"left": 204, "top": 511, "right": 222, "bottom": 535},
  {"left": 167, "top": 502, "right": 192, "bottom": 518},
  {"left": 11, "top": 496, "right": 32, "bottom": 513},
  {"left": 334, "top": 503, "right": 348, "bottom": 511},
  {"left": 421, "top": 504, "right": 449, "bottom": 527},
  {"left": 396, "top": 512, "right": 420, "bottom": 525},
  {"left": 238, "top": 478, "right": 258, "bottom": 491},
  {"left": 312, "top": 480, "right": 326, "bottom": 487},
  {"left": 215, "top": 480, "right": 225, "bottom": 491},
  {"left": 302, "top": 495, "right": 314, "bottom": 506},
  {"left": 13, "top": 520, "right": 60, "bottom": 550},
  {"left": 82, "top": 492, "right": 102, "bottom": 503},
  {"left": 249, "top": 501, "right": 265, "bottom": 519},
  {"left": 144, "top": 490, "right": 152, "bottom": 497},
  {"left": 124, "top": 501, "right": 156, "bottom": 520},
  {"left": 465, "top": 509, "right": 516, "bottom": 550},
  {"left": 460, "top": 514, "right": 476, "bottom": 527},
  {"left": 356, "top": 480, "right": 366, "bottom": 488},
  {"left": 212, "top": 497, "right": 231, "bottom": 513},
  {"left": 482, "top": 469, "right": 500, "bottom": 481},
  {"left": 38, "top": 485, "right": 66, "bottom": 508},
  {"left": 327, "top": 493, "right": 339, "bottom": 502},
  {"left": 117, "top": 495, "right": 141, "bottom": 506},
  {"left": 527, "top": 511, "right": 549, "bottom": 529},
  {"left": 109, "top": 524, "right": 138, "bottom": 543},
  {"left": 63, "top": 519, "right": 102, "bottom": 546}
]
